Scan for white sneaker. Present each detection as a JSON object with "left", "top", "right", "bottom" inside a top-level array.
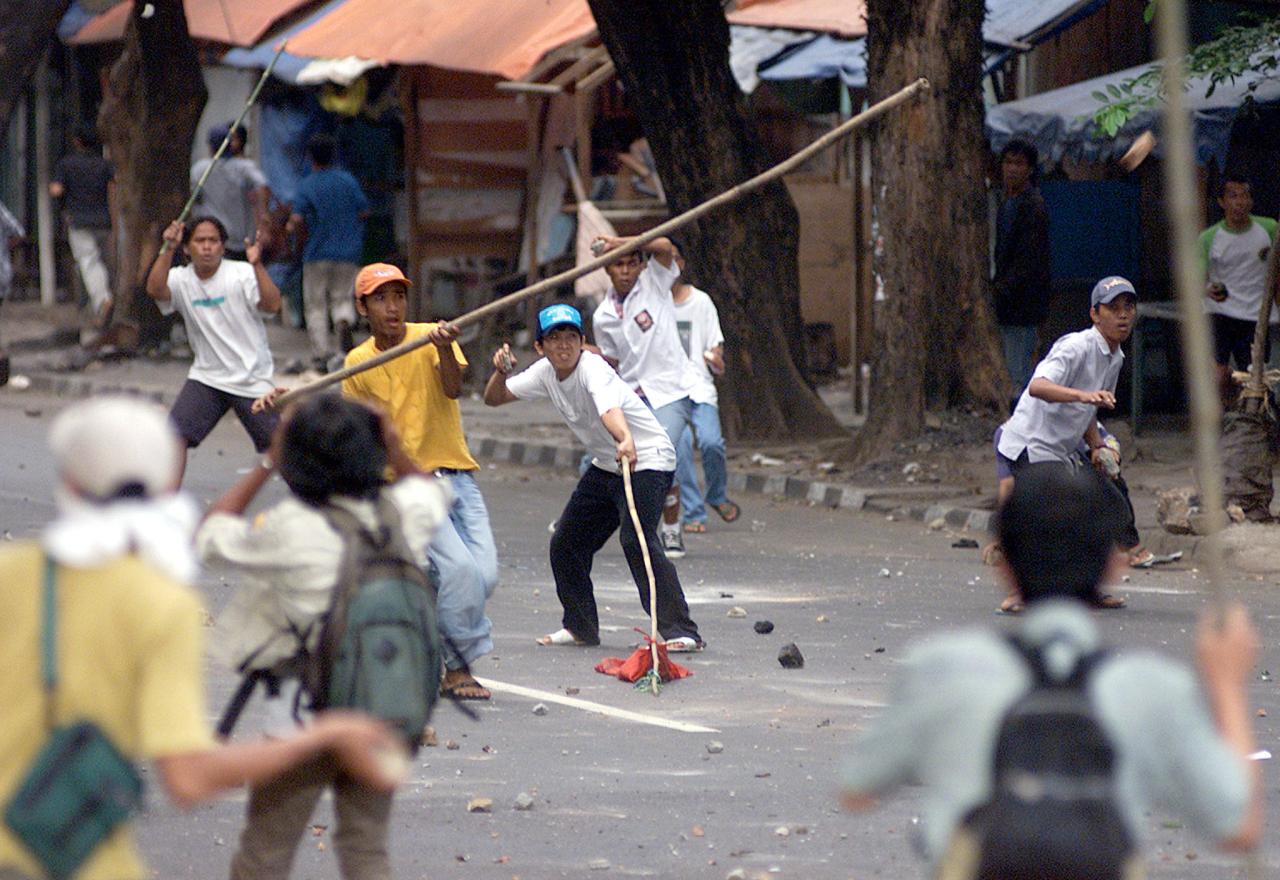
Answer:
[{"left": 661, "top": 528, "right": 686, "bottom": 559}]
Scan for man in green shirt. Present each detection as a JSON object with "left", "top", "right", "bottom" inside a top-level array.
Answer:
[{"left": 1199, "top": 176, "right": 1277, "bottom": 404}]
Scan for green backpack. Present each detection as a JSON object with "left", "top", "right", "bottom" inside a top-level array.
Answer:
[{"left": 304, "top": 498, "right": 442, "bottom": 751}]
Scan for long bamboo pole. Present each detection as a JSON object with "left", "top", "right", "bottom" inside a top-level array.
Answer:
[
  {"left": 270, "top": 77, "right": 931, "bottom": 409},
  {"left": 1156, "top": 0, "right": 1228, "bottom": 605},
  {"left": 160, "top": 42, "right": 287, "bottom": 255}
]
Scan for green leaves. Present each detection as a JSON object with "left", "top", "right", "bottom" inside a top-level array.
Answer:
[{"left": 1088, "top": 14, "right": 1280, "bottom": 139}]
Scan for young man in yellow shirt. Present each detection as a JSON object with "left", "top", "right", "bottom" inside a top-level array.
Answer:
[
  {"left": 0, "top": 397, "right": 401, "bottom": 880},
  {"left": 343, "top": 264, "right": 498, "bottom": 700}
]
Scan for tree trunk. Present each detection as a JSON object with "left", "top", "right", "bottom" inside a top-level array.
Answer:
[
  {"left": 587, "top": 0, "right": 846, "bottom": 442},
  {"left": 0, "top": 0, "right": 69, "bottom": 132},
  {"left": 98, "top": 0, "right": 205, "bottom": 349},
  {"left": 850, "top": 0, "right": 1007, "bottom": 463}
]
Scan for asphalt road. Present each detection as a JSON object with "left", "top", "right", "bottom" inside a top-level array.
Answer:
[{"left": 0, "top": 392, "right": 1276, "bottom": 880}]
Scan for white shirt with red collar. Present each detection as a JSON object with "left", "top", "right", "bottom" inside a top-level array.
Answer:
[{"left": 591, "top": 256, "right": 697, "bottom": 410}]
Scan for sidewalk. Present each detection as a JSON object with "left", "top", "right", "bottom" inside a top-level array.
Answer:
[{"left": 0, "top": 300, "right": 1206, "bottom": 558}]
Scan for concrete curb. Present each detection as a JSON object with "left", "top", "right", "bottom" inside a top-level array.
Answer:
[{"left": 11, "top": 369, "right": 996, "bottom": 534}]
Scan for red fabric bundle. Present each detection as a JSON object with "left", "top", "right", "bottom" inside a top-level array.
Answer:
[{"left": 595, "top": 630, "right": 692, "bottom": 682}]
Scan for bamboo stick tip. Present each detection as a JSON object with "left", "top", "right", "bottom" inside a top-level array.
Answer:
[{"left": 915, "top": 77, "right": 931, "bottom": 93}]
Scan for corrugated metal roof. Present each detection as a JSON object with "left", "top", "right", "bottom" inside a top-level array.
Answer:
[
  {"left": 726, "top": 0, "right": 866, "bottom": 38},
  {"left": 68, "top": 0, "right": 314, "bottom": 47},
  {"left": 284, "top": 0, "right": 597, "bottom": 80}
]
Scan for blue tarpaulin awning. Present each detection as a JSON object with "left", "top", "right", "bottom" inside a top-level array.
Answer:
[
  {"left": 985, "top": 57, "right": 1280, "bottom": 167},
  {"left": 753, "top": 0, "right": 1111, "bottom": 89}
]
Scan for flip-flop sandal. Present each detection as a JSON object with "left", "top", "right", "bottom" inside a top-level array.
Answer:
[
  {"left": 536, "top": 628, "right": 596, "bottom": 647},
  {"left": 663, "top": 636, "right": 705, "bottom": 653},
  {"left": 712, "top": 501, "right": 740, "bottom": 523},
  {"left": 1092, "top": 593, "right": 1127, "bottom": 610},
  {"left": 441, "top": 676, "right": 491, "bottom": 701},
  {"left": 998, "top": 595, "right": 1025, "bottom": 614},
  {"left": 684, "top": 522, "right": 708, "bottom": 533},
  {"left": 1126, "top": 549, "right": 1155, "bottom": 568}
]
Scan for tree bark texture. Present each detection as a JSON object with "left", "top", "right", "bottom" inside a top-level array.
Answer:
[
  {"left": 99, "top": 0, "right": 206, "bottom": 348},
  {"left": 587, "top": 0, "right": 846, "bottom": 442},
  {"left": 851, "top": 0, "right": 1007, "bottom": 462},
  {"left": 0, "top": 0, "right": 69, "bottom": 133}
]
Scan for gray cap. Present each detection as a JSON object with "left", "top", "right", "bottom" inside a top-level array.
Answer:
[{"left": 1090, "top": 276, "right": 1137, "bottom": 308}]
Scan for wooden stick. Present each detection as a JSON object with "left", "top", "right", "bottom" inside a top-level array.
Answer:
[
  {"left": 1156, "top": 0, "right": 1228, "bottom": 608},
  {"left": 271, "top": 77, "right": 930, "bottom": 408},
  {"left": 1244, "top": 211, "right": 1280, "bottom": 408},
  {"left": 160, "top": 42, "right": 287, "bottom": 255},
  {"left": 621, "top": 460, "right": 660, "bottom": 694}
]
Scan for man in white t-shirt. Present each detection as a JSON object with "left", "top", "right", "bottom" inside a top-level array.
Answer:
[
  {"left": 591, "top": 235, "right": 699, "bottom": 558},
  {"left": 1198, "top": 176, "right": 1278, "bottom": 404},
  {"left": 145, "top": 215, "right": 282, "bottom": 483},
  {"left": 671, "top": 248, "right": 739, "bottom": 532},
  {"left": 484, "top": 304, "right": 703, "bottom": 652}
]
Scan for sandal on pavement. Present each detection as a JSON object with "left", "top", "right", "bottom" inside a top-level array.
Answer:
[
  {"left": 711, "top": 500, "right": 741, "bottom": 523},
  {"left": 684, "top": 522, "right": 708, "bottom": 533},
  {"left": 536, "top": 628, "right": 596, "bottom": 647},
  {"left": 440, "top": 669, "right": 491, "bottom": 701},
  {"left": 664, "top": 636, "right": 705, "bottom": 653},
  {"left": 1092, "top": 593, "right": 1127, "bottom": 610},
  {"left": 1126, "top": 547, "right": 1155, "bottom": 568},
  {"left": 998, "top": 595, "right": 1025, "bottom": 614}
]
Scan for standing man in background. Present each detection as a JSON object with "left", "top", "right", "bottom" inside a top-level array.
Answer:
[
  {"left": 288, "top": 133, "right": 367, "bottom": 372},
  {"left": 190, "top": 123, "right": 271, "bottom": 263},
  {"left": 1200, "top": 176, "right": 1278, "bottom": 406},
  {"left": 992, "top": 139, "right": 1052, "bottom": 410},
  {"left": 670, "top": 247, "right": 738, "bottom": 532},
  {"left": 50, "top": 124, "right": 115, "bottom": 328}
]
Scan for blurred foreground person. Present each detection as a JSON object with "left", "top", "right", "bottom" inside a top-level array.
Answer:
[
  {"left": 0, "top": 397, "right": 401, "bottom": 880},
  {"left": 842, "top": 465, "right": 1262, "bottom": 880}
]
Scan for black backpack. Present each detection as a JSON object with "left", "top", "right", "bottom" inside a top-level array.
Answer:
[
  {"left": 301, "top": 498, "right": 444, "bottom": 751},
  {"left": 959, "top": 634, "right": 1134, "bottom": 880}
]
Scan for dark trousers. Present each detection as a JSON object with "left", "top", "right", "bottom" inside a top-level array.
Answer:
[{"left": 549, "top": 465, "right": 701, "bottom": 644}]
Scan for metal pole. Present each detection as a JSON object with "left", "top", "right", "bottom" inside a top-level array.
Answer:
[{"left": 34, "top": 57, "right": 55, "bottom": 308}]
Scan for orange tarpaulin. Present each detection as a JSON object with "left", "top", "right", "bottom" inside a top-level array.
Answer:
[
  {"left": 286, "top": 0, "right": 596, "bottom": 80},
  {"left": 68, "top": 0, "right": 314, "bottom": 47},
  {"left": 726, "top": 0, "right": 867, "bottom": 38}
]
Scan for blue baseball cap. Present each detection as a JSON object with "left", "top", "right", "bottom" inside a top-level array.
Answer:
[
  {"left": 1090, "top": 276, "right": 1137, "bottom": 308},
  {"left": 536, "top": 304, "right": 583, "bottom": 341}
]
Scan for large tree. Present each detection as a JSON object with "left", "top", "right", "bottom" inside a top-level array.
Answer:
[
  {"left": 587, "top": 0, "right": 846, "bottom": 442},
  {"left": 0, "top": 0, "right": 70, "bottom": 132},
  {"left": 850, "top": 0, "right": 1007, "bottom": 462},
  {"left": 98, "top": 0, "right": 206, "bottom": 349}
]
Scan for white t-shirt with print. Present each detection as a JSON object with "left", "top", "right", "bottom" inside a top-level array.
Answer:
[
  {"left": 592, "top": 257, "right": 697, "bottom": 410},
  {"left": 505, "top": 351, "right": 677, "bottom": 473},
  {"left": 161, "top": 259, "right": 275, "bottom": 396},
  {"left": 674, "top": 286, "right": 725, "bottom": 406},
  {"left": 1200, "top": 217, "right": 1278, "bottom": 323}
]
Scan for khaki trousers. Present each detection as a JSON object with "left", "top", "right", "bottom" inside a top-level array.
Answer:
[{"left": 229, "top": 753, "right": 392, "bottom": 880}]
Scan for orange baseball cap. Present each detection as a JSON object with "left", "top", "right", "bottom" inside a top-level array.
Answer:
[{"left": 355, "top": 263, "right": 411, "bottom": 298}]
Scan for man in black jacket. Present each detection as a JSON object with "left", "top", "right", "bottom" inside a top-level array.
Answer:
[{"left": 992, "top": 139, "right": 1052, "bottom": 410}]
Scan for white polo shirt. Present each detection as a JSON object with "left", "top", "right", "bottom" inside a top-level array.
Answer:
[
  {"left": 997, "top": 326, "right": 1124, "bottom": 464},
  {"left": 504, "top": 351, "right": 677, "bottom": 473},
  {"left": 592, "top": 257, "right": 697, "bottom": 410},
  {"left": 674, "top": 286, "right": 725, "bottom": 406}
]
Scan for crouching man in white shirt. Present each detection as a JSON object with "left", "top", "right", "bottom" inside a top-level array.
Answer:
[{"left": 484, "top": 304, "right": 704, "bottom": 652}]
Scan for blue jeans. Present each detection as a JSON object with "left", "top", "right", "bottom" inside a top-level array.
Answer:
[
  {"left": 999, "top": 324, "right": 1038, "bottom": 398},
  {"left": 429, "top": 471, "right": 499, "bottom": 669},
  {"left": 675, "top": 402, "right": 728, "bottom": 524},
  {"left": 651, "top": 396, "right": 694, "bottom": 504}
]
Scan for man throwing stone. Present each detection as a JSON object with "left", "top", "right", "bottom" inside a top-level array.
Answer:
[
  {"left": 994, "top": 275, "right": 1140, "bottom": 610},
  {"left": 342, "top": 263, "right": 498, "bottom": 701},
  {"left": 146, "top": 216, "right": 281, "bottom": 484},
  {"left": 592, "top": 235, "right": 698, "bottom": 559}
]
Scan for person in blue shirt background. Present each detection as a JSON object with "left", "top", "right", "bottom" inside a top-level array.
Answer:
[{"left": 287, "top": 133, "right": 368, "bottom": 371}]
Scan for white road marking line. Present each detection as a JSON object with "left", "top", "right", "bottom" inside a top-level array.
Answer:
[{"left": 473, "top": 677, "right": 720, "bottom": 734}]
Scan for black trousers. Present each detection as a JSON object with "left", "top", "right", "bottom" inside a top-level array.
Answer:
[{"left": 549, "top": 465, "right": 701, "bottom": 644}]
